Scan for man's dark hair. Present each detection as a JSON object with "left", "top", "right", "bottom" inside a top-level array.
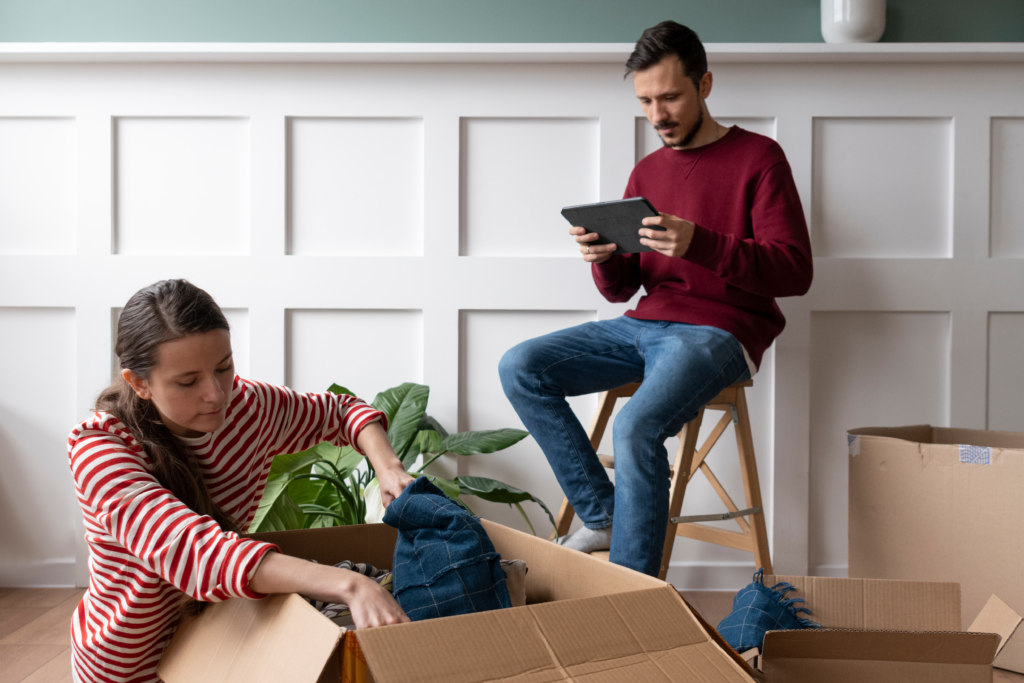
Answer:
[{"left": 625, "top": 21, "right": 707, "bottom": 89}]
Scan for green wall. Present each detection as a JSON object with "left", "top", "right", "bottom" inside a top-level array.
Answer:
[{"left": 1, "top": 0, "right": 1021, "bottom": 43}]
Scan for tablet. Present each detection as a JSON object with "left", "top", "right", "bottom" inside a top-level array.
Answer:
[{"left": 560, "top": 197, "right": 664, "bottom": 255}]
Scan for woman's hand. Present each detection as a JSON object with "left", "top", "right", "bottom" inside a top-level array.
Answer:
[
  {"left": 377, "top": 466, "right": 415, "bottom": 508},
  {"left": 250, "top": 552, "right": 410, "bottom": 628},
  {"left": 346, "top": 573, "right": 411, "bottom": 629}
]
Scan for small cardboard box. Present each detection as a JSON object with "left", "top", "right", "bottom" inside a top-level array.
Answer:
[
  {"left": 760, "top": 575, "right": 1000, "bottom": 682},
  {"left": 847, "top": 425, "right": 1024, "bottom": 626},
  {"left": 158, "top": 520, "right": 761, "bottom": 683},
  {"left": 969, "top": 594, "right": 1024, "bottom": 674}
]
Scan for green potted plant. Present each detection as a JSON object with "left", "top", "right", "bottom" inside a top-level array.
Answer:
[{"left": 251, "top": 382, "right": 556, "bottom": 536}]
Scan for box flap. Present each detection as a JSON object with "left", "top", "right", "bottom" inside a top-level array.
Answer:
[
  {"left": 848, "top": 425, "right": 936, "bottom": 443},
  {"left": 762, "top": 629, "right": 999, "bottom": 665},
  {"left": 159, "top": 593, "right": 343, "bottom": 683},
  {"left": 249, "top": 523, "right": 397, "bottom": 568},
  {"left": 765, "top": 575, "right": 960, "bottom": 631},
  {"left": 969, "top": 593, "right": 1024, "bottom": 673},
  {"left": 480, "top": 519, "right": 664, "bottom": 604},
  {"left": 355, "top": 584, "right": 756, "bottom": 683}
]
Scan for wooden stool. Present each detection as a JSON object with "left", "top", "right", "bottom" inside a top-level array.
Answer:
[{"left": 551, "top": 379, "right": 772, "bottom": 580}]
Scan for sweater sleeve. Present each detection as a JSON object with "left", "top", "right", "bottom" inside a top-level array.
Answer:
[
  {"left": 70, "top": 429, "right": 278, "bottom": 602},
  {"left": 246, "top": 380, "right": 387, "bottom": 457},
  {"left": 682, "top": 161, "right": 814, "bottom": 298}
]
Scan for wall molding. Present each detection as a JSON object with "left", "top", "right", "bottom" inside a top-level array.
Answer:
[
  {"left": 0, "top": 560, "right": 77, "bottom": 588},
  {"left": 0, "top": 42, "right": 1022, "bottom": 64}
]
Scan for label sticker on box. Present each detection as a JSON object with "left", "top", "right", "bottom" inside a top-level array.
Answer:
[
  {"left": 848, "top": 434, "right": 860, "bottom": 456},
  {"left": 959, "top": 445, "right": 991, "bottom": 465}
]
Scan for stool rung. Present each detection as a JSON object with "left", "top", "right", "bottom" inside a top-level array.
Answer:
[
  {"left": 675, "top": 523, "right": 752, "bottom": 552},
  {"left": 670, "top": 507, "right": 761, "bottom": 524}
]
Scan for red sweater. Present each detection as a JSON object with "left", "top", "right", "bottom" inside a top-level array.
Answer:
[{"left": 592, "top": 126, "right": 812, "bottom": 369}]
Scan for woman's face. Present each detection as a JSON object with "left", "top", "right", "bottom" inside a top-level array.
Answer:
[{"left": 124, "top": 329, "right": 235, "bottom": 438}]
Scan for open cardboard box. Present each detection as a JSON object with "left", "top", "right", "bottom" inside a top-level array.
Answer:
[
  {"left": 759, "top": 575, "right": 1000, "bottom": 682},
  {"left": 969, "top": 594, "right": 1024, "bottom": 674},
  {"left": 158, "top": 520, "right": 761, "bottom": 683},
  {"left": 848, "top": 425, "right": 1024, "bottom": 627}
]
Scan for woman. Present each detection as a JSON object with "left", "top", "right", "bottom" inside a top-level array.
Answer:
[{"left": 68, "top": 279, "right": 414, "bottom": 683}]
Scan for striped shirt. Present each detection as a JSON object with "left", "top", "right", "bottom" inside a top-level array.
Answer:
[{"left": 67, "top": 376, "right": 385, "bottom": 683}]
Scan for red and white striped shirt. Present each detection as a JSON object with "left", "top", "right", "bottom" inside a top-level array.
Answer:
[{"left": 67, "top": 376, "right": 384, "bottom": 683}]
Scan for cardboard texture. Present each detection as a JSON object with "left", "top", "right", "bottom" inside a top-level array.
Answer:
[
  {"left": 969, "top": 594, "right": 1024, "bottom": 674},
  {"left": 762, "top": 630, "right": 999, "bottom": 683},
  {"left": 764, "top": 575, "right": 961, "bottom": 631},
  {"left": 159, "top": 520, "right": 759, "bottom": 683},
  {"left": 848, "top": 424, "right": 1024, "bottom": 627},
  {"left": 760, "top": 574, "right": 998, "bottom": 682}
]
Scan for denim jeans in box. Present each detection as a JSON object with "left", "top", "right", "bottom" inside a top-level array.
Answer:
[{"left": 499, "top": 316, "right": 751, "bottom": 577}]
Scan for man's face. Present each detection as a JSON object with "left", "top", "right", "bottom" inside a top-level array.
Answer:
[{"left": 634, "top": 55, "right": 710, "bottom": 150}]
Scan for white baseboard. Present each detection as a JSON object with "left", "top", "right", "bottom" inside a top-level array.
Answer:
[
  {"left": 664, "top": 561, "right": 763, "bottom": 592},
  {"left": 0, "top": 559, "right": 77, "bottom": 587}
]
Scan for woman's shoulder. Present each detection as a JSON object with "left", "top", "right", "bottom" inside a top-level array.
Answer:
[{"left": 68, "top": 412, "right": 144, "bottom": 464}]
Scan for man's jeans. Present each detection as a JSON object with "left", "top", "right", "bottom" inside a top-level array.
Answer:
[{"left": 499, "top": 316, "right": 751, "bottom": 577}]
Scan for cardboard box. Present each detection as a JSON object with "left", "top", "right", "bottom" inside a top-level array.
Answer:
[
  {"left": 760, "top": 575, "right": 1000, "bottom": 682},
  {"left": 848, "top": 425, "right": 1024, "bottom": 627},
  {"left": 969, "top": 594, "right": 1024, "bottom": 674},
  {"left": 158, "top": 520, "right": 761, "bottom": 683}
]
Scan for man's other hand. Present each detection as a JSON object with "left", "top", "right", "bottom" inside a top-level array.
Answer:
[
  {"left": 570, "top": 226, "right": 618, "bottom": 263},
  {"left": 639, "top": 213, "right": 695, "bottom": 258}
]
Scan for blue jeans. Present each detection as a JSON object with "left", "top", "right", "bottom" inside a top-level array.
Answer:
[{"left": 498, "top": 316, "right": 751, "bottom": 577}]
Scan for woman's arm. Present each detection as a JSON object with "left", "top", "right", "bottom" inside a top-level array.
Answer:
[
  {"left": 249, "top": 551, "right": 409, "bottom": 628},
  {"left": 356, "top": 422, "right": 415, "bottom": 506}
]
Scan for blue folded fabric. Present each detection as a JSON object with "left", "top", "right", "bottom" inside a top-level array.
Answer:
[
  {"left": 716, "top": 568, "right": 820, "bottom": 652},
  {"left": 383, "top": 476, "right": 512, "bottom": 621}
]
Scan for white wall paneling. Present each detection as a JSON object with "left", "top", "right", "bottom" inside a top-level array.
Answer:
[
  {"left": 285, "top": 309, "right": 423, "bottom": 398},
  {"left": 0, "top": 308, "right": 78, "bottom": 586},
  {"left": 812, "top": 117, "right": 953, "bottom": 258},
  {"left": 809, "top": 311, "right": 951, "bottom": 575},
  {"left": 0, "top": 117, "right": 77, "bottom": 255},
  {"left": 458, "top": 310, "right": 596, "bottom": 534},
  {"left": 115, "top": 117, "right": 250, "bottom": 255},
  {"left": 287, "top": 117, "right": 424, "bottom": 256},
  {"left": 1, "top": 48, "right": 1023, "bottom": 588},
  {"left": 460, "top": 117, "right": 600, "bottom": 256},
  {"left": 991, "top": 118, "right": 1024, "bottom": 258},
  {"left": 988, "top": 313, "right": 1024, "bottom": 432}
]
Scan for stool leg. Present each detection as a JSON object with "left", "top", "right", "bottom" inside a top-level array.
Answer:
[
  {"left": 658, "top": 407, "right": 705, "bottom": 581},
  {"left": 551, "top": 390, "right": 617, "bottom": 540},
  {"left": 734, "top": 389, "right": 772, "bottom": 573}
]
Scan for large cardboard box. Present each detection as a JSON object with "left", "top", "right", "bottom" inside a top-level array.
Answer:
[
  {"left": 848, "top": 424, "right": 1024, "bottom": 627},
  {"left": 760, "top": 575, "right": 1000, "bottom": 682},
  {"left": 158, "top": 520, "right": 761, "bottom": 683}
]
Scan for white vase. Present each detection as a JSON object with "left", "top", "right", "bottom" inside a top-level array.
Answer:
[{"left": 821, "top": 0, "right": 886, "bottom": 43}]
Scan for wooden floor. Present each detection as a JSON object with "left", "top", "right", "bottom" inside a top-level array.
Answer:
[{"left": 1, "top": 587, "right": 1020, "bottom": 682}]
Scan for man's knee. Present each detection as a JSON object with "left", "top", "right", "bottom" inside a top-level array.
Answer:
[{"left": 499, "top": 342, "right": 535, "bottom": 396}]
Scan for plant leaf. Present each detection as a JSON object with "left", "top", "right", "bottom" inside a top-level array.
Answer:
[
  {"left": 299, "top": 504, "right": 346, "bottom": 522},
  {"left": 373, "top": 383, "right": 429, "bottom": 457},
  {"left": 456, "top": 475, "right": 557, "bottom": 533},
  {"left": 250, "top": 449, "right": 322, "bottom": 531},
  {"left": 252, "top": 489, "right": 307, "bottom": 532},
  {"left": 424, "top": 474, "right": 461, "bottom": 501},
  {"left": 439, "top": 429, "right": 529, "bottom": 456},
  {"left": 419, "top": 414, "right": 450, "bottom": 440},
  {"left": 328, "top": 384, "right": 354, "bottom": 396}
]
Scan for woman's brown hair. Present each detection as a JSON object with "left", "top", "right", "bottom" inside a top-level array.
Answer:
[{"left": 96, "top": 279, "right": 238, "bottom": 535}]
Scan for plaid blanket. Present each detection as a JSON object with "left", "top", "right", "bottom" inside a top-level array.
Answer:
[
  {"left": 384, "top": 477, "right": 511, "bottom": 621},
  {"left": 716, "top": 568, "right": 820, "bottom": 652}
]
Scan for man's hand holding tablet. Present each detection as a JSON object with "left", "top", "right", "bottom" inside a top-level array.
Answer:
[{"left": 562, "top": 197, "right": 692, "bottom": 262}]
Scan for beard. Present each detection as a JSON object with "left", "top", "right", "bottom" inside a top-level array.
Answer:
[{"left": 658, "top": 107, "right": 704, "bottom": 149}]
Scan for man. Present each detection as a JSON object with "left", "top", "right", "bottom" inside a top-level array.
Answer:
[{"left": 498, "top": 21, "right": 812, "bottom": 577}]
